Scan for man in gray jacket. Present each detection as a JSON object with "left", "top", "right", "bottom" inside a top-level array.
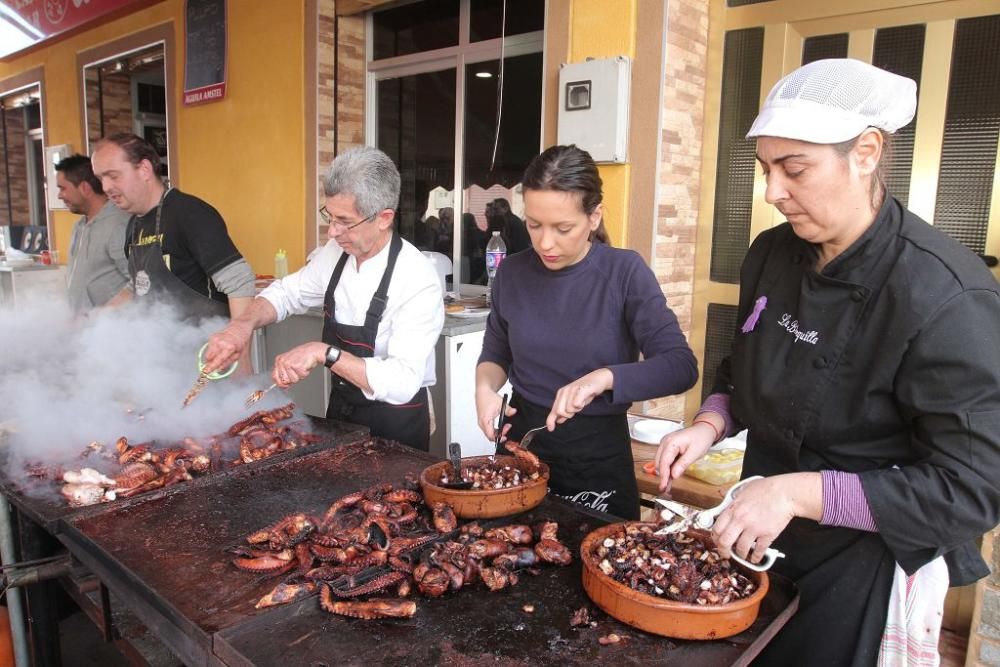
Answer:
[{"left": 56, "top": 154, "right": 131, "bottom": 312}]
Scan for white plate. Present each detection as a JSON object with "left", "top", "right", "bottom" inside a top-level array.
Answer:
[
  {"left": 447, "top": 308, "right": 490, "bottom": 319},
  {"left": 630, "top": 419, "right": 683, "bottom": 444}
]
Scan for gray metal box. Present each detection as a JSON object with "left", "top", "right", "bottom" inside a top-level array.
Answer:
[{"left": 557, "top": 56, "right": 631, "bottom": 163}]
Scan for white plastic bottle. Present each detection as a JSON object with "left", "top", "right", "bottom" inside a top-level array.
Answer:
[{"left": 485, "top": 231, "right": 506, "bottom": 306}]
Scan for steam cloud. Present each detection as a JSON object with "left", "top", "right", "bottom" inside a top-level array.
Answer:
[{"left": 0, "top": 299, "right": 290, "bottom": 469}]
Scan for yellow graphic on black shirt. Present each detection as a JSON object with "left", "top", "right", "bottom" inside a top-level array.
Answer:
[
  {"left": 133, "top": 230, "right": 169, "bottom": 268},
  {"left": 134, "top": 230, "right": 164, "bottom": 247}
]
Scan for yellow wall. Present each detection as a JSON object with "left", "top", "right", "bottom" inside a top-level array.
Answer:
[
  {"left": 567, "top": 0, "right": 637, "bottom": 247},
  {"left": 0, "top": 0, "right": 307, "bottom": 274}
]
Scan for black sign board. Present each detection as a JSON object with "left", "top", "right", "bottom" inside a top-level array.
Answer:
[{"left": 183, "top": 0, "right": 227, "bottom": 105}]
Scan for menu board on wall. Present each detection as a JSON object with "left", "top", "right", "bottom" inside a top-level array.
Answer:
[{"left": 183, "top": 0, "right": 227, "bottom": 105}]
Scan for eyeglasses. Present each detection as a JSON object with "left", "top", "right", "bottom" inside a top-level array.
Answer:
[{"left": 319, "top": 206, "right": 377, "bottom": 232}]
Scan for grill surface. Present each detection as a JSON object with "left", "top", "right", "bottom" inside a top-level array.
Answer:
[
  {"left": 214, "top": 501, "right": 797, "bottom": 667},
  {"left": 50, "top": 433, "right": 797, "bottom": 666},
  {"left": 0, "top": 417, "right": 368, "bottom": 533}
]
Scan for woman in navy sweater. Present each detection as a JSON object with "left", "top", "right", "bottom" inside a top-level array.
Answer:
[{"left": 475, "top": 145, "right": 698, "bottom": 519}]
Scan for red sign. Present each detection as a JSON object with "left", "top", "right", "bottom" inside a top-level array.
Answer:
[
  {"left": 183, "top": 81, "right": 225, "bottom": 105},
  {"left": 1, "top": 0, "right": 159, "bottom": 57}
]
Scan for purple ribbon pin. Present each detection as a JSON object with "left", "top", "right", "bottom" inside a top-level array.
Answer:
[{"left": 741, "top": 296, "right": 767, "bottom": 334}]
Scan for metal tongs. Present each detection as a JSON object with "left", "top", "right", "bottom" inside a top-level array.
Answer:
[
  {"left": 183, "top": 343, "right": 238, "bottom": 408},
  {"left": 654, "top": 476, "right": 786, "bottom": 572}
]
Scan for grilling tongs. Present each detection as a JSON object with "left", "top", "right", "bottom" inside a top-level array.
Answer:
[
  {"left": 654, "top": 475, "right": 786, "bottom": 572},
  {"left": 183, "top": 343, "right": 239, "bottom": 408}
]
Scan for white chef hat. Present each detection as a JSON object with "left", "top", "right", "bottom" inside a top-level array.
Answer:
[{"left": 746, "top": 58, "right": 917, "bottom": 144}]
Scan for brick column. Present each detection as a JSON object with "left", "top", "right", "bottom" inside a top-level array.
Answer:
[
  {"left": 968, "top": 527, "right": 1000, "bottom": 665},
  {"left": 641, "top": 0, "right": 708, "bottom": 421}
]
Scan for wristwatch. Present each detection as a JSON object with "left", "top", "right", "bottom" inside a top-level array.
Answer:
[{"left": 323, "top": 344, "right": 342, "bottom": 368}]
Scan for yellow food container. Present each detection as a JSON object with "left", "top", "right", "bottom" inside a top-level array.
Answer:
[{"left": 684, "top": 448, "right": 744, "bottom": 485}]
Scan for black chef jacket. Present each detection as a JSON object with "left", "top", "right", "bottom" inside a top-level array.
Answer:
[{"left": 715, "top": 196, "right": 1000, "bottom": 666}]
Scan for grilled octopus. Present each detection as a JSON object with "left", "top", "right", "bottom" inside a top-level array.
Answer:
[{"left": 320, "top": 587, "right": 417, "bottom": 619}]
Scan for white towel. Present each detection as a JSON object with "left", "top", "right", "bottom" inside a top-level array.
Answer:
[{"left": 878, "top": 556, "right": 949, "bottom": 667}]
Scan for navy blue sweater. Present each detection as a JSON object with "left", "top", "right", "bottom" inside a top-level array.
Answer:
[{"left": 479, "top": 243, "right": 698, "bottom": 414}]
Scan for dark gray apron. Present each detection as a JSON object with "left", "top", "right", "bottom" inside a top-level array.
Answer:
[
  {"left": 322, "top": 233, "right": 430, "bottom": 451},
  {"left": 126, "top": 188, "right": 228, "bottom": 322}
]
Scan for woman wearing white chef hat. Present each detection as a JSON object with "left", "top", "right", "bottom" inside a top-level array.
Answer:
[{"left": 656, "top": 58, "right": 1000, "bottom": 665}]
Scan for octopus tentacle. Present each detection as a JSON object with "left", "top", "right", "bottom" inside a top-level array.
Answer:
[
  {"left": 255, "top": 581, "right": 317, "bottom": 609},
  {"left": 326, "top": 570, "right": 407, "bottom": 598},
  {"left": 323, "top": 596, "right": 418, "bottom": 619},
  {"left": 383, "top": 489, "right": 422, "bottom": 504},
  {"left": 321, "top": 491, "right": 365, "bottom": 528},
  {"left": 232, "top": 556, "right": 297, "bottom": 574}
]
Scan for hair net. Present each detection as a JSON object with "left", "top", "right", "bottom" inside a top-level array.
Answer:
[{"left": 746, "top": 58, "right": 917, "bottom": 144}]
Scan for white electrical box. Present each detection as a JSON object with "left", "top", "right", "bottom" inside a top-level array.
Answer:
[
  {"left": 557, "top": 56, "right": 631, "bottom": 164},
  {"left": 44, "top": 144, "right": 72, "bottom": 211}
]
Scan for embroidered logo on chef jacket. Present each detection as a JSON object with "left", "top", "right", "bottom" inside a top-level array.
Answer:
[
  {"left": 555, "top": 490, "right": 614, "bottom": 512},
  {"left": 778, "top": 313, "right": 820, "bottom": 345}
]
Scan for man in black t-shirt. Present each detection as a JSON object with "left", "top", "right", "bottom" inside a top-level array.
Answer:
[{"left": 91, "top": 133, "right": 255, "bottom": 323}]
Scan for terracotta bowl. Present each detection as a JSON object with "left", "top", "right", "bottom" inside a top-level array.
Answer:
[
  {"left": 580, "top": 522, "right": 769, "bottom": 640},
  {"left": 420, "top": 455, "right": 550, "bottom": 519}
]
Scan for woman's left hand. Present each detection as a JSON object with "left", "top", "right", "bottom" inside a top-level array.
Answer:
[
  {"left": 546, "top": 368, "right": 614, "bottom": 430},
  {"left": 710, "top": 473, "right": 822, "bottom": 564},
  {"left": 272, "top": 341, "right": 326, "bottom": 388}
]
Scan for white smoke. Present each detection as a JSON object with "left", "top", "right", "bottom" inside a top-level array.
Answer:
[{"left": 0, "top": 299, "right": 290, "bottom": 469}]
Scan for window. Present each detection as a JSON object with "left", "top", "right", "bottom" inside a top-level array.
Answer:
[
  {"left": 873, "top": 24, "right": 925, "bottom": 207},
  {"left": 376, "top": 69, "right": 456, "bottom": 253},
  {"left": 470, "top": 0, "right": 545, "bottom": 42},
  {"left": 710, "top": 27, "right": 763, "bottom": 285},
  {"left": 372, "top": 0, "right": 460, "bottom": 60},
  {"left": 368, "top": 0, "right": 544, "bottom": 288},
  {"left": 0, "top": 88, "right": 47, "bottom": 241},
  {"left": 933, "top": 14, "right": 1000, "bottom": 254},
  {"left": 801, "top": 33, "right": 848, "bottom": 65}
]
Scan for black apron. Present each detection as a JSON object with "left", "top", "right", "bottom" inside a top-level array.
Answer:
[
  {"left": 502, "top": 393, "right": 639, "bottom": 519},
  {"left": 126, "top": 188, "right": 228, "bottom": 322},
  {"left": 322, "top": 233, "right": 430, "bottom": 451}
]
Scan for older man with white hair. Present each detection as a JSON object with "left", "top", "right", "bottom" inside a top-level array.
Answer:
[{"left": 205, "top": 147, "right": 444, "bottom": 450}]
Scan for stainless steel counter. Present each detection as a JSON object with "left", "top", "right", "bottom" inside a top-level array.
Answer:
[{"left": 0, "top": 263, "right": 66, "bottom": 309}]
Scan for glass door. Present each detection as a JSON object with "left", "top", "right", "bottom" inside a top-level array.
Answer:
[{"left": 376, "top": 68, "right": 457, "bottom": 258}]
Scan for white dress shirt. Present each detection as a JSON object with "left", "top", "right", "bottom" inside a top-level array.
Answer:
[{"left": 259, "top": 236, "right": 444, "bottom": 404}]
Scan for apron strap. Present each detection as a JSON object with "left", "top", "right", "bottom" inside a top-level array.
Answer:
[
  {"left": 362, "top": 232, "right": 402, "bottom": 336},
  {"left": 323, "top": 251, "right": 351, "bottom": 312}
]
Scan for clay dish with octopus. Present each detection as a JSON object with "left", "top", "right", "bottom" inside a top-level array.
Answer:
[
  {"left": 580, "top": 522, "right": 770, "bottom": 640},
  {"left": 420, "top": 455, "right": 549, "bottom": 519}
]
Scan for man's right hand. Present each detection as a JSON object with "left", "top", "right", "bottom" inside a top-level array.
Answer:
[{"left": 203, "top": 321, "right": 255, "bottom": 375}]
